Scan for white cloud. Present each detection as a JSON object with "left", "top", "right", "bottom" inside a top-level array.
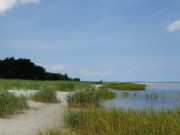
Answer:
[
  {"left": 20, "top": 0, "right": 40, "bottom": 4},
  {"left": 167, "top": 19, "right": 180, "bottom": 32},
  {"left": 0, "top": 0, "right": 40, "bottom": 16},
  {"left": 0, "top": 0, "right": 17, "bottom": 15},
  {"left": 38, "top": 64, "right": 66, "bottom": 72},
  {"left": 80, "top": 70, "right": 115, "bottom": 77}
]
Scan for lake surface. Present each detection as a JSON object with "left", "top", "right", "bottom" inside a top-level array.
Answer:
[{"left": 105, "top": 82, "right": 180, "bottom": 110}]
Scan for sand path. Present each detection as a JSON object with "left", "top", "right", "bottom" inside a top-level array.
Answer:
[{"left": 0, "top": 91, "right": 69, "bottom": 135}]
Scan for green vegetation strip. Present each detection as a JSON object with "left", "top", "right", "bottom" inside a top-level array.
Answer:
[
  {"left": 96, "top": 89, "right": 116, "bottom": 99},
  {"left": 0, "top": 79, "right": 92, "bottom": 91},
  {"left": 100, "top": 82, "right": 146, "bottom": 90},
  {"left": 64, "top": 108, "right": 180, "bottom": 135},
  {"left": 0, "top": 91, "right": 28, "bottom": 117}
]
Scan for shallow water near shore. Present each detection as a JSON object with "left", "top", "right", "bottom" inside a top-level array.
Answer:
[{"left": 105, "top": 82, "right": 180, "bottom": 110}]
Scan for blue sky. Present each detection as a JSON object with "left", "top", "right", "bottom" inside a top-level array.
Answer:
[{"left": 0, "top": 0, "right": 180, "bottom": 82}]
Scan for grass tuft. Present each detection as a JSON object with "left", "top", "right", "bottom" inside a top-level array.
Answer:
[
  {"left": 66, "top": 88, "right": 100, "bottom": 108},
  {"left": 0, "top": 91, "right": 28, "bottom": 117},
  {"left": 31, "top": 88, "right": 59, "bottom": 103}
]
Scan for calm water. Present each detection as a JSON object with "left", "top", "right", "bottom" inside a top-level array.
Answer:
[{"left": 105, "top": 82, "right": 180, "bottom": 110}]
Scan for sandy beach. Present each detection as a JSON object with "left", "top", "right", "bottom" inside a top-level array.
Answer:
[{"left": 0, "top": 90, "right": 69, "bottom": 135}]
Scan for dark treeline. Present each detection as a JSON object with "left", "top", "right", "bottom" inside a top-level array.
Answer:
[{"left": 0, "top": 57, "right": 80, "bottom": 81}]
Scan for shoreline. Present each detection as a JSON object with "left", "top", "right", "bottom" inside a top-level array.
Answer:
[{"left": 134, "top": 82, "right": 168, "bottom": 85}]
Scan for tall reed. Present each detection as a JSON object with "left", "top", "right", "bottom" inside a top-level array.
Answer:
[
  {"left": 64, "top": 108, "right": 180, "bottom": 135},
  {"left": 31, "top": 88, "right": 58, "bottom": 103},
  {"left": 66, "top": 88, "right": 100, "bottom": 108},
  {"left": 0, "top": 91, "right": 28, "bottom": 117}
]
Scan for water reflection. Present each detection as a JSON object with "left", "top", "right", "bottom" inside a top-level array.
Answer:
[{"left": 105, "top": 83, "right": 180, "bottom": 110}]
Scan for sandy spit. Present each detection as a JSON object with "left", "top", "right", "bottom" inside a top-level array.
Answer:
[
  {"left": 0, "top": 90, "right": 69, "bottom": 135},
  {"left": 134, "top": 83, "right": 167, "bottom": 85},
  {"left": 92, "top": 84, "right": 106, "bottom": 90}
]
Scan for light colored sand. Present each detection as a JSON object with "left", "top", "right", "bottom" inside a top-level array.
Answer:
[
  {"left": 9, "top": 90, "right": 38, "bottom": 98},
  {"left": 135, "top": 83, "right": 166, "bottom": 85},
  {"left": 92, "top": 84, "right": 106, "bottom": 90},
  {"left": 0, "top": 91, "right": 69, "bottom": 135}
]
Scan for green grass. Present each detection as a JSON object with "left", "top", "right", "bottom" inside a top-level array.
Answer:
[
  {"left": 66, "top": 88, "right": 100, "bottom": 108},
  {"left": 64, "top": 108, "right": 180, "bottom": 135},
  {"left": 0, "top": 91, "right": 28, "bottom": 117},
  {"left": 100, "top": 82, "right": 146, "bottom": 90},
  {"left": 0, "top": 79, "right": 93, "bottom": 91},
  {"left": 31, "top": 88, "right": 59, "bottom": 103},
  {"left": 96, "top": 89, "right": 116, "bottom": 99}
]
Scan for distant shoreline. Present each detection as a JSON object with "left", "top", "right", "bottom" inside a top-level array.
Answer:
[{"left": 134, "top": 82, "right": 168, "bottom": 85}]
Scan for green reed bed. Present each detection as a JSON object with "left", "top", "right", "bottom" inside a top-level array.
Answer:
[
  {"left": 145, "top": 92, "right": 159, "bottom": 99},
  {"left": 121, "top": 91, "right": 129, "bottom": 97},
  {"left": 31, "top": 88, "right": 59, "bottom": 103},
  {"left": 96, "top": 89, "right": 116, "bottom": 99},
  {"left": 67, "top": 88, "right": 100, "bottom": 108},
  {"left": 0, "top": 91, "right": 28, "bottom": 117},
  {"left": 0, "top": 79, "right": 92, "bottom": 91},
  {"left": 100, "top": 82, "right": 146, "bottom": 90},
  {"left": 64, "top": 108, "right": 180, "bottom": 135}
]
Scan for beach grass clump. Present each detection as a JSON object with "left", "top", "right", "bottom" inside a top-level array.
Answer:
[
  {"left": 31, "top": 88, "right": 58, "bottom": 103},
  {"left": 0, "top": 91, "right": 28, "bottom": 117},
  {"left": 100, "top": 82, "right": 145, "bottom": 90},
  {"left": 96, "top": 89, "right": 116, "bottom": 99},
  {"left": 66, "top": 88, "right": 100, "bottom": 108},
  {"left": 64, "top": 108, "right": 180, "bottom": 135}
]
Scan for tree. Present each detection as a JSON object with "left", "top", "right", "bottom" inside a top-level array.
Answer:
[{"left": 0, "top": 57, "right": 74, "bottom": 81}]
